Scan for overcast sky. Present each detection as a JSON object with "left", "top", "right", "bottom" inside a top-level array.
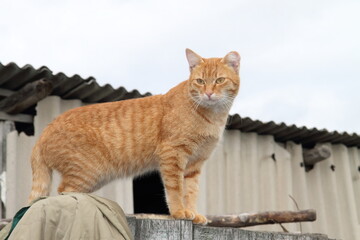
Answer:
[{"left": 1, "top": 0, "right": 359, "bottom": 134}]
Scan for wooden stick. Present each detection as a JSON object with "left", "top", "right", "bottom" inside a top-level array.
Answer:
[
  {"left": 0, "top": 78, "right": 53, "bottom": 114},
  {"left": 129, "top": 209, "right": 316, "bottom": 228},
  {"left": 206, "top": 209, "right": 316, "bottom": 228},
  {"left": 303, "top": 145, "right": 331, "bottom": 166}
]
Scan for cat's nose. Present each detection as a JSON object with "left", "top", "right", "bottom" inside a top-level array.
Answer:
[{"left": 205, "top": 92, "right": 213, "bottom": 99}]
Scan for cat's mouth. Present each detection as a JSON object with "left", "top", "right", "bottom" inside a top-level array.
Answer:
[
  {"left": 201, "top": 97, "right": 220, "bottom": 106},
  {"left": 190, "top": 94, "right": 223, "bottom": 108}
]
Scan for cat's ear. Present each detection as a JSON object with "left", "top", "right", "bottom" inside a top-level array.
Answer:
[
  {"left": 222, "top": 51, "right": 241, "bottom": 74},
  {"left": 186, "top": 48, "right": 203, "bottom": 71}
]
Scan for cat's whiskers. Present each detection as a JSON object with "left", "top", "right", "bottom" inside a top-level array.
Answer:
[
  {"left": 225, "top": 97, "right": 235, "bottom": 108},
  {"left": 219, "top": 95, "right": 235, "bottom": 111},
  {"left": 190, "top": 93, "right": 203, "bottom": 112},
  {"left": 194, "top": 98, "right": 202, "bottom": 112}
]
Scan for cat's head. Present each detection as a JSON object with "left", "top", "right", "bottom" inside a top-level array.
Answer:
[{"left": 186, "top": 49, "right": 240, "bottom": 110}]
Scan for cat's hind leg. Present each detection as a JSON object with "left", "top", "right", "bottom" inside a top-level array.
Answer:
[{"left": 57, "top": 171, "right": 98, "bottom": 194}]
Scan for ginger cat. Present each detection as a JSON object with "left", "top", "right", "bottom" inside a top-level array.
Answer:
[{"left": 29, "top": 49, "right": 240, "bottom": 224}]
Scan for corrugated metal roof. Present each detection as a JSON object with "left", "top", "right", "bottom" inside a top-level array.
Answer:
[
  {"left": 0, "top": 61, "right": 359, "bottom": 148},
  {"left": 0, "top": 62, "right": 151, "bottom": 103},
  {"left": 226, "top": 115, "right": 360, "bottom": 148}
]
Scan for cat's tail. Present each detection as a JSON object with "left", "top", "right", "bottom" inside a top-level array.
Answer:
[{"left": 28, "top": 143, "right": 52, "bottom": 203}]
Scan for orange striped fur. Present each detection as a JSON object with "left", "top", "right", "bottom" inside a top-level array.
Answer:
[{"left": 29, "top": 49, "right": 241, "bottom": 224}]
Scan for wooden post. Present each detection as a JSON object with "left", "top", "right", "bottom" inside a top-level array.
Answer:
[
  {"left": 0, "top": 78, "right": 53, "bottom": 114},
  {"left": 127, "top": 210, "right": 328, "bottom": 239},
  {"left": 303, "top": 145, "right": 331, "bottom": 166}
]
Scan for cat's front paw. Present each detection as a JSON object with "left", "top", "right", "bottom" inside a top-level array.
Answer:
[
  {"left": 193, "top": 214, "right": 208, "bottom": 225},
  {"left": 172, "top": 209, "right": 196, "bottom": 220}
]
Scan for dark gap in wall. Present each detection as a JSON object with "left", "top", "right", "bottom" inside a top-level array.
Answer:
[
  {"left": 15, "top": 122, "right": 34, "bottom": 136},
  {"left": 133, "top": 171, "right": 169, "bottom": 214},
  {"left": 14, "top": 105, "right": 36, "bottom": 136}
]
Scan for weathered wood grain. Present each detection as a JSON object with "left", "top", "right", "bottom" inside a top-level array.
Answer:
[
  {"left": 194, "top": 225, "right": 332, "bottom": 240},
  {"left": 125, "top": 216, "right": 334, "bottom": 240},
  {"left": 133, "top": 218, "right": 192, "bottom": 240}
]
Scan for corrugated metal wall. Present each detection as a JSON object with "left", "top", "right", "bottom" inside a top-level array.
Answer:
[
  {"left": 4, "top": 96, "right": 360, "bottom": 240},
  {"left": 199, "top": 130, "right": 360, "bottom": 240}
]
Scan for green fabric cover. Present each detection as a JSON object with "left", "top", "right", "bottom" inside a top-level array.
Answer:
[{"left": 4, "top": 207, "right": 30, "bottom": 240}]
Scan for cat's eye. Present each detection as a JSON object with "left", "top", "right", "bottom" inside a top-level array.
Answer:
[
  {"left": 196, "top": 78, "right": 205, "bottom": 85},
  {"left": 215, "top": 77, "right": 225, "bottom": 84}
]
